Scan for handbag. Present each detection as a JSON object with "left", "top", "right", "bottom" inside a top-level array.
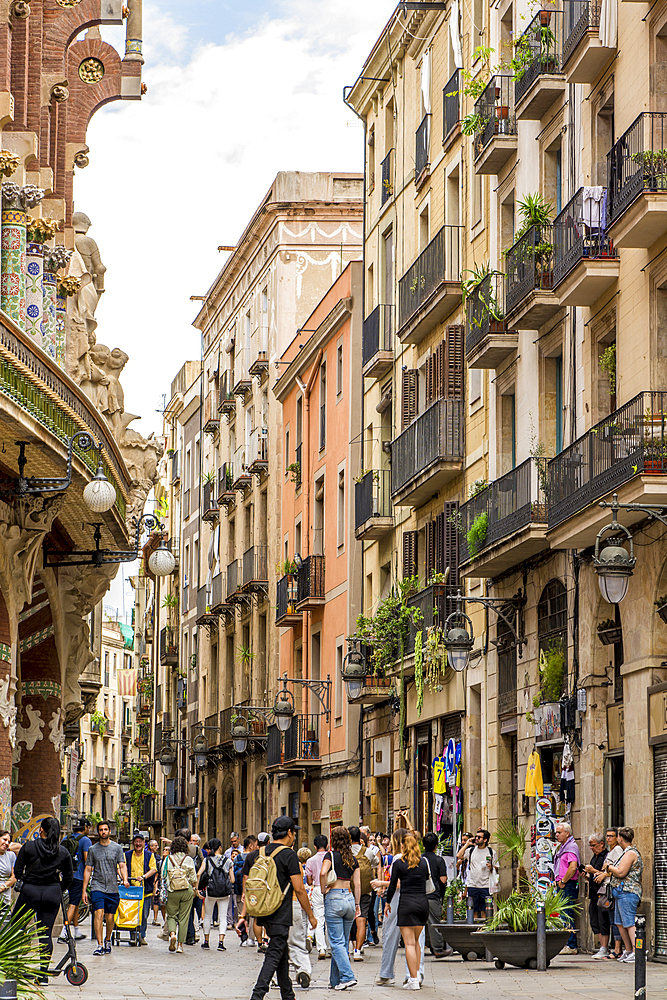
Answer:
[
  {"left": 327, "top": 855, "right": 338, "bottom": 885},
  {"left": 598, "top": 881, "right": 614, "bottom": 910},
  {"left": 14, "top": 853, "right": 39, "bottom": 895},
  {"left": 424, "top": 858, "right": 435, "bottom": 895}
]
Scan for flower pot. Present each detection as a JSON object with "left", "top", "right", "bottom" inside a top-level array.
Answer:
[
  {"left": 496, "top": 105, "right": 510, "bottom": 120},
  {"left": 431, "top": 922, "right": 488, "bottom": 960},
  {"left": 495, "top": 86, "right": 501, "bottom": 99},
  {"left": 656, "top": 603, "right": 667, "bottom": 624},
  {"left": 475, "top": 928, "right": 570, "bottom": 969},
  {"left": 540, "top": 9, "right": 552, "bottom": 25},
  {"left": 643, "top": 459, "right": 666, "bottom": 473},
  {"left": 597, "top": 626, "right": 623, "bottom": 646}
]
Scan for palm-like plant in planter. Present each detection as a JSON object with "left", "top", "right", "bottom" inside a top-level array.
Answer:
[
  {"left": 0, "top": 902, "right": 48, "bottom": 997},
  {"left": 475, "top": 884, "right": 579, "bottom": 969}
]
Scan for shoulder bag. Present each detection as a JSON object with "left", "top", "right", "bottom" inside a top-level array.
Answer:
[{"left": 424, "top": 857, "right": 435, "bottom": 895}]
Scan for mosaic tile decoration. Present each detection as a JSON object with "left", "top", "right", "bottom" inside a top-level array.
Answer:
[
  {"left": 1, "top": 209, "right": 26, "bottom": 327},
  {"left": 25, "top": 242, "right": 43, "bottom": 343},
  {"left": 22, "top": 679, "right": 61, "bottom": 702},
  {"left": 42, "top": 269, "right": 57, "bottom": 360},
  {"left": 19, "top": 624, "right": 54, "bottom": 653}
]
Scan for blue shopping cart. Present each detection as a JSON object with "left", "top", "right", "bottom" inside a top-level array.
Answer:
[{"left": 112, "top": 879, "right": 143, "bottom": 947}]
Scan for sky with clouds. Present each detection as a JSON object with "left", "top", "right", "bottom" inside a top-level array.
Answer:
[{"left": 76, "top": 0, "right": 394, "bottom": 439}]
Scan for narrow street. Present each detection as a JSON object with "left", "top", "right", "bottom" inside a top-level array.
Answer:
[{"left": 42, "top": 923, "right": 665, "bottom": 1000}]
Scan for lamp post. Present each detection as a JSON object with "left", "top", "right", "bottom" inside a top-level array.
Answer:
[
  {"left": 593, "top": 494, "right": 639, "bottom": 603},
  {"left": 273, "top": 677, "right": 295, "bottom": 732},
  {"left": 440, "top": 589, "right": 526, "bottom": 673},
  {"left": 118, "top": 767, "right": 132, "bottom": 799},
  {"left": 341, "top": 640, "right": 367, "bottom": 700},
  {"left": 43, "top": 511, "right": 176, "bottom": 573},
  {"left": 192, "top": 733, "right": 209, "bottom": 769},
  {"left": 158, "top": 742, "right": 176, "bottom": 777}
]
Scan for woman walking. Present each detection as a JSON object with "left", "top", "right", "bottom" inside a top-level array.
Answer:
[
  {"left": 386, "top": 832, "right": 429, "bottom": 990},
  {"left": 199, "top": 839, "right": 233, "bottom": 951},
  {"left": 0, "top": 830, "right": 17, "bottom": 906},
  {"left": 162, "top": 834, "right": 197, "bottom": 953},
  {"left": 604, "top": 826, "right": 643, "bottom": 964},
  {"left": 13, "top": 817, "right": 73, "bottom": 984},
  {"left": 320, "top": 826, "right": 360, "bottom": 991}
]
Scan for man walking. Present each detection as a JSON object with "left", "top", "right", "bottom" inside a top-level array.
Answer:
[
  {"left": 82, "top": 820, "right": 129, "bottom": 955},
  {"left": 124, "top": 830, "right": 157, "bottom": 945},
  {"left": 304, "top": 834, "right": 329, "bottom": 959},
  {"left": 238, "top": 817, "right": 316, "bottom": 1000},
  {"left": 224, "top": 831, "right": 244, "bottom": 928},
  {"left": 59, "top": 819, "right": 91, "bottom": 942},
  {"left": 421, "top": 832, "right": 453, "bottom": 958},
  {"left": 554, "top": 821, "right": 581, "bottom": 955},
  {"left": 456, "top": 828, "right": 497, "bottom": 918}
]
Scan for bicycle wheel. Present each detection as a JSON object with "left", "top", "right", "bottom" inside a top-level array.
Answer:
[{"left": 78, "top": 899, "right": 91, "bottom": 922}]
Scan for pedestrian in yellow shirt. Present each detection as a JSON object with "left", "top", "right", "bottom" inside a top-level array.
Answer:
[{"left": 124, "top": 831, "right": 157, "bottom": 945}]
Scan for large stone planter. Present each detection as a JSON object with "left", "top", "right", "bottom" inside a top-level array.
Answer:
[
  {"left": 475, "top": 928, "right": 570, "bottom": 969},
  {"left": 0, "top": 980, "right": 17, "bottom": 998},
  {"left": 431, "top": 922, "right": 488, "bottom": 960}
]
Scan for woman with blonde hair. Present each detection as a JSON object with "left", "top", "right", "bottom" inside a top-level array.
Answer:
[
  {"left": 320, "top": 826, "right": 361, "bottom": 991},
  {"left": 386, "top": 832, "right": 430, "bottom": 990}
]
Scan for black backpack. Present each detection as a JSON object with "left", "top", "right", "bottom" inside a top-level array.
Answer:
[
  {"left": 62, "top": 833, "right": 81, "bottom": 865},
  {"left": 204, "top": 857, "right": 233, "bottom": 898}
]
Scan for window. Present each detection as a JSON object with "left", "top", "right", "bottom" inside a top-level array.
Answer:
[
  {"left": 319, "top": 362, "right": 326, "bottom": 450},
  {"left": 383, "top": 230, "right": 393, "bottom": 306},
  {"left": 419, "top": 203, "right": 430, "bottom": 251},
  {"left": 470, "top": 368, "right": 482, "bottom": 407},
  {"left": 368, "top": 126, "right": 375, "bottom": 191},
  {"left": 537, "top": 579, "right": 568, "bottom": 699},
  {"left": 261, "top": 288, "right": 268, "bottom": 351},
  {"left": 285, "top": 429, "right": 290, "bottom": 474},
  {"left": 337, "top": 468, "right": 345, "bottom": 549},
  {"left": 336, "top": 342, "right": 343, "bottom": 396},
  {"left": 335, "top": 639, "right": 344, "bottom": 726},
  {"left": 497, "top": 608, "right": 518, "bottom": 717}
]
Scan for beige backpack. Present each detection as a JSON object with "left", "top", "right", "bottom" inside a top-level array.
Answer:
[{"left": 166, "top": 854, "right": 190, "bottom": 891}]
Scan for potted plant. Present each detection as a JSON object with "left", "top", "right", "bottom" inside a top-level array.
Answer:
[
  {"left": 597, "top": 619, "right": 623, "bottom": 645},
  {"left": 655, "top": 595, "right": 667, "bottom": 624},
  {"left": 467, "top": 511, "right": 488, "bottom": 558},
  {"left": 538, "top": 639, "right": 565, "bottom": 702},
  {"left": 0, "top": 899, "right": 50, "bottom": 997},
  {"left": 431, "top": 877, "right": 488, "bottom": 961},
  {"left": 475, "top": 886, "right": 577, "bottom": 969}
]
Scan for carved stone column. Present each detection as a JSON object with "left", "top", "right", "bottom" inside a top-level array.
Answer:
[
  {"left": 0, "top": 183, "right": 44, "bottom": 330},
  {"left": 124, "top": 0, "right": 143, "bottom": 63}
]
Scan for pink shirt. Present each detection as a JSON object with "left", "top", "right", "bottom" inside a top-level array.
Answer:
[
  {"left": 555, "top": 850, "right": 579, "bottom": 883},
  {"left": 304, "top": 850, "right": 327, "bottom": 887}
]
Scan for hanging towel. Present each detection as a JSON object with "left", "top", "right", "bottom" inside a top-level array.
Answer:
[
  {"left": 582, "top": 186, "right": 605, "bottom": 229},
  {"left": 559, "top": 740, "right": 575, "bottom": 803},
  {"left": 524, "top": 750, "right": 544, "bottom": 797},
  {"left": 450, "top": 0, "right": 463, "bottom": 69},
  {"left": 599, "top": 0, "right": 617, "bottom": 49}
]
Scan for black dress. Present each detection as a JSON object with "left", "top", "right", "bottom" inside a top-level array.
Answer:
[{"left": 386, "top": 857, "right": 429, "bottom": 926}]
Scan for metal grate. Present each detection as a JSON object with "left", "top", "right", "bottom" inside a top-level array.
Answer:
[
  {"left": 505, "top": 224, "right": 555, "bottom": 313},
  {"left": 607, "top": 112, "right": 667, "bottom": 224}
]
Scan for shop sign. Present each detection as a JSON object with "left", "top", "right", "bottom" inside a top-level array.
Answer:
[
  {"left": 329, "top": 804, "right": 343, "bottom": 822},
  {"left": 312, "top": 810, "right": 321, "bottom": 824},
  {"left": 374, "top": 736, "right": 391, "bottom": 776},
  {"left": 648, "top": 682, "right": 667, "bottom": 746},
  {"left": 607, "top": 703, "right": 624, "bottom": 751}
]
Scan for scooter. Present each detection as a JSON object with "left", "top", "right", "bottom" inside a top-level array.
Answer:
[{"left": 44, "top": 891, "right": 88, "bottom": 986}]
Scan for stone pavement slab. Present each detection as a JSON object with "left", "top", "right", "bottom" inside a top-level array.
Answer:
[{"left": 41, "top": 920, "right": 667, "bottom": 1000}]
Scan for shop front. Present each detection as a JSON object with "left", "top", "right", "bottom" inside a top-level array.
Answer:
[{"left": 649, "top": 682, "right": 667, "bottom": 961}]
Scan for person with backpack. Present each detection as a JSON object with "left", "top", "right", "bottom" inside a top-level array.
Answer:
[
  {"left": 162, "top": 834, "right": 197, "bottom": 953},
  {"left": 237, "top": 816, "right": 316, "bottom": 1000},
  {"left": 124, "top": 830, "right": 157, "bottom": 945},
  {"left": 348, "top": 825, "right": 375, "bottom": 962},
  {"left": 59, "top": 819, "right": 91, "bottom": 942},
  {"left": 241, "top": 831, "right": 271, "bottom": 953},
  {"left": 199, "top": 838, "right": 234, "bottom": 951}
]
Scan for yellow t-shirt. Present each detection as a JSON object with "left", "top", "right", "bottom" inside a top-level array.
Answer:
[
  {"left": 131, "top": 851, "right": 156, "bottom": 895},
  {"left": 433, "top": 757, "right": 446, "bottom": 794}
]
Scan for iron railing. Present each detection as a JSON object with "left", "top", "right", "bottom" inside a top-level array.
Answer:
[
  {"left": 391, "top": 398, "right": 464, "bottom": 496},
  {"left": 218, "top": 370, "right": 235, "bottom": 411},
  {"left": 458, "top": 486, "right": 491, "bottom": 564},
  {"left": 415, "top": 114, "right": 431, "bottom": 178},
  {"left": 548, "top": 390, "right": 667, "bottom": 528},
  {"left": 514, "top": 9, "right": 564, "bottom": 106},
  {"left": 474, "top": 75, "right": 516, "bottom": 157},
  {"left": 297, "top": 555, "right": 325, "bottom": 604},
  {"left": 505, "top": 224, "right": 555, "bottom": 313},
  {"left": 406, "top": 584, "right": 460, "bottom": 656},
  {"left": 355, "top": 470, "right": 391, "bottom": 529},
  {"left": 159, "top": 626, "right": 178, "bottom": 665},
  {"left": 221, "top": 463, "right": 234, "bottom": 493},
  {"left": 398, "top": 225, "right": 462, "bottom": 331},
  {"left": 202, "top": 479, "right": 218, "bottom": 518},
  {"left": 607, "top": 112, "right": 667, "bottom": 224},
  {"left": 362, "top": 304, "right": 393, "bottom": 368},
  {"left": 177, "top": 677, "right": 187, "bottom": 710},
  {"left": 284, "top": 714, "right": 320, "bottom": 762},
  {"left": 465, "top": 273, "right": 506, "bottom": 356},
  {"left": 443, "top": 69, "right": 460, "bottom": 140},
  {"left": 226, "top": 560, "right": 239, "bottom": 600},
  {"left": 267, "top": 724, "right": 282, "bottom": 766},
  {"left": 381, "top": 148, "right": 394, "bottom": 205},
  {"left": 211, "top": 572, "right": 223, "bottom": 609},
  {"left": 170, "top": 451, "right": 179, "bottom": 483},
  {"left": 460, "top": 458, "right": 549, "bottom": 562},
  {"left": 553, "top": 187, "right": 617, "bottom": 286},
  {"left": 243, "top": 545, "right": 268, "bottom": 586},
  {"left": 197, "top": 586, "right": 210, "bottom": 619},
  {"left": 276, "top": 574, "right": 299, "bottom": 621},
  {"left": 562, "top": 0, "right": 602, "bottom": 65},
  {"left": 294, "top": 443, "right": 302, "bottom": 488},
  {"left": 498, "top": 648, "right": 518, "bottom": 716}
]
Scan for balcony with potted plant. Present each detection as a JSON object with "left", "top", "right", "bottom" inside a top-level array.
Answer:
[
  {"left": 362, "top": 304, "right": 393, "bottom": 379},
  {"left": 218, "top": 370, "right": 236, "bottom": 419},
  {"left": 397, "top": 225, "right": 463, "bottom": 345},
  {"left": 596, "top": 618, "right": 623, "bottom": 645},
  {"left": 505, "top": 203, "right": 561, "bottom": 329},
  {"left": 552, "top": 187, "right": 619, "bottom": 306},
  {"left": 276, "top": 563, "right": 302, "bottom": 627},
  {"left": 607, "top": 113, "right": 667, "bottom": 247},
  {"left": 513, "top": 8, "right": 565, "bottom": 121},
  {"left": 472, "top": 75, "right": 518, "bottom": 175},
  {"left": 218, "top": 463, "right": 236, "bottom": 512},
  {"left": 561, "top": 0, "right": 616, "bottom": 84},
  {"left": 464, "top": 269, "right": 517, "bottom": 369},
  {"left": 201, "top": 474, "right": 219, "bottom": 523},
  {"left": 343, "top": 639, "right": 394, "bottom": 704}
]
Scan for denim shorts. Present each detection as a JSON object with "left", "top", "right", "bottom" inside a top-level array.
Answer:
[{"left": 612, "top": 887, "right": 640, "bottom": 928}]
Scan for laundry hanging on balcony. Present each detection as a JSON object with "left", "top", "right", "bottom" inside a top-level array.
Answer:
[
  {"left": 559, "top": 737, "right": 575, "bottom": 808},
  {"left": 581, "top": 186, "right": 605, "bottom": 229},
  {"left": 599, "top": 0, "right": 617, "bottom": 49},
  {"left": 421, "top": 48, "right": 431, "bottom": 113},
  {"left": 449, "top": 0, "right": 463, "bottom": 68}
]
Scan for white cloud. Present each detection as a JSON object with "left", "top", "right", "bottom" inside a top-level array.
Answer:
[{"left": 74, "top": 1, "right": 391, "bottom": 436}]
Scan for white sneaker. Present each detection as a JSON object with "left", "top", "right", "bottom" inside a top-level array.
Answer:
[
  {"left": 353, "top": 949, "right": 363, "bottom": 962},
  {"left": 74, "top": 928, "right": 86, "bottom": 940},
  {"left": 621, "top": 952, "right": 635, "bottom": 963},
  {"left": 375, "top": 977, "right": 395, "bottom": 986},
  {"left": 618, "top": 950, "right": 629, "bottom": 961},
  {"left": 403, "top": 978, "right": 420, "bottom": 991},
  {"left": 334, "top": 982, "right": 357, "bottom": 991},
  {"left": 593, "top": 946, "right": 609, "bottom": 959}
]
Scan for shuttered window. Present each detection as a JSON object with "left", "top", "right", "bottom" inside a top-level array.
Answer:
[
  {"left": 443, "top": 500, "right": 459, "bottom": 587},
  {"left": 402, "top": 530, "right": 418, "bottom": 579},
  {"left": 445, "top": 325, "right": 464, "bottom": 400},
  {"left": 401, "top": 368, "right": 418, "bottom": 429},
  {"left": 654, "top": 745, "right": 667, "bottom": 957}
]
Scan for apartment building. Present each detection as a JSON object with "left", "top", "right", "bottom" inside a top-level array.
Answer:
[
  {"left": 188, "top": 173, "right": 363, "bottom": 841},
  {"left": 272, "top": 262, "right": 363, "bottom": 838}
]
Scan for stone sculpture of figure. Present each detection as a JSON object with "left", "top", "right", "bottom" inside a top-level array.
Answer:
[
  {"left": 72, "top": 211, "right": 106, "bottom": 297},
  {"left": 65, "top": 248, "right": 98, "bottom": 384},
  {"left": 83, "top": 344, "right": 128, "bottom": 441},
  {"left": 83, "top": 343, "right": 111, "bottom": 410}
]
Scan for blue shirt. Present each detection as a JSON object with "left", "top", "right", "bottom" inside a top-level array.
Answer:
[{"left": 74, "top": 835, "right": 92, "bottom": 881}]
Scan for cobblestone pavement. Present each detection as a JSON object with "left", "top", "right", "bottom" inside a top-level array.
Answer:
[{"left": 42, "top": 920, "right": 666, "bottom": 1000}]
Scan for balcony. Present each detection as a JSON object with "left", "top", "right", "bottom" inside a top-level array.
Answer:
[
  {"left": 93, "top": 765, "right": 105, "bottom": 783},
  {"left": 243, "top": 544, "right": 268, "bottom": 593},
  {"left": 160, "top": 626, "right": 178, "bottom": 666},
  {"left": 218, "top": 371, "right": 236, "bottom": 418},
  {"left": 390, "top": 398, "right": 464, "bottom": 507},
  {"left": 177, "top": 677, "right": 187, "bottom": 711},
  {"left": 607, "top": 113, "right": 667, "bottom": 248},
  {"left": 459, "top": 458, "right": 549, "bottom": 578},
  {"left": 170, "top": 451, "right": 180, "bottom": 484},
  {"left": 505, "top": 225, "right": 561, "bottom": 330},
  {"left": 226, "top": 560, "right": 241, "bottom": 603},
  {"left": 248, "top": 347, "right": 269, "bottom": 381},
  {"left": 233, "top": 362, "right": 252, "bottom": 398},
  {"left": 203, "top": 392, "right": 219, "bottom": 435},
  {"left": 362, "top": 304, "right": 393, "bottom": 380},
  {"left": 276, "top": 574, "right": 302, "bottom": 627},
  {"left": 233, "top": 447, "right": 252, "bottom": 493},
  {"left": 548, "top": 390, "right": 667, "bottom": 548},
  {"left": 247, "top": 429, "right": 269, "bottom": 477},
  {"left": 415, "top": 113, "right": 431, "bottom": 186},
  {"left": 182, "top": 488, "right": 190, "bottom": 519},
  {"left": 103, "top": 768, "right": 116, "bottom": 785},
  {"left": 296, "top": 555, "right": 325, "bottom": 610},
  {"left": 121, "top": 723, "right": 132, "bottom": 740},
  {"left": 405, "top": 584, "right": 459, "bottom": 659},
  {"left": 202, "top": 479, "right": 219, "bottom": 523},
  {"left": 196, "top": 586, "right": 218, "bottom": 631},
  {"left": 266, "top": 715, "right": 320, "bottom": 771},
  {"left": 443, "top": 69, "right": 460, "bottom": 146},
  {"left": 552, "top": 188, "right": 619, "bottom": 305},
  {"left": 397, "top": 226, "right": 462, "bottom": 345},
  {"left": 465, "top": 273, "right": 517, "bottom": 369},
  {"left": 473, "top": 76, "right": 518, "bottom": 175},
  {"left": 167, "top": 536, "right": 180, "bottom": 572},
  {"left": 561, "top": 0, "right": 615, "bottom": 84},
  {"left": 514, "top": 10, "right": 566, "bottom": 121},
  {"left": 349, "top": 671, "right": 394, "bottom": 705},
  {"left": 381, "top": 148, "right": 394, "bottom": 206},
  {"left": 219, "top": 463, "right": 236, "bottom": 511},
  {"left": 355, "top": 470, "right": 392, "bottom": 540}
]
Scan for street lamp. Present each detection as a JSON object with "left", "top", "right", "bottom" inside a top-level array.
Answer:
[
  {"left": 192, "top": 733, "right": 209, "bottom": 768},
  {"left": 148, "top": 536, "right": 176, "bottom": 576},
  {"left": 273, "top": 677, "right": 295, "bottom": 732},
  {"left": 159, "top": 742, "right": 176, "bottom": 777},
  {"left": 118, "top": 768, "right": 132, "bottom": 798},
  {"left": 341, "top": 640, "right": 366, "bottom": 700},
  {"left": 593, "top": 495, "right": 636, "bottom": 604},
  {"left": 442, "top": 622, "right": 475, "bottom": 672},
  {"left": 0, "top": 433, "right": 117, "bottom": 510},
  {"left": 441, "top": 589, "right": 525, "bottom": 672},
  {"left": 82, "top": 459, "right": 117, "bottom": 513},
  {"left": 232, "top": 721, "right": 250, "bottom": 754},
  {"left": 44, "top": 512, "right": 175, "bottom": 573}
]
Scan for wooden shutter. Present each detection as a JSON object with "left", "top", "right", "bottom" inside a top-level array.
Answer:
[
  {"left": 444, "top": 325, "right": 464, "bottom": 400},
  {"left": 401, "top": 368, "right": 418, "bottom": 429},
  {"left": 402, "top": 530, "right": 418, "bottom": 579},
  {"left": 425, "top": 355, "right": 434, "bottom": 406},
  {"left": 434, "top": 511, "right": 446, "bottom": 574},
  {"left": 433, "top": 339, "right": 447, "bottom": 401},
  {"left": 425, "top": 520, "right": 435, "bottom": 582},
  {"left": 443, "top": 500, "right": 460, "bottom": 589}
]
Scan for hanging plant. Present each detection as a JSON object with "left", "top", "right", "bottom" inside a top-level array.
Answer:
[
  {"left": 424, "top": 625, "right": 446, "bottom": 689},
  {"left": 598, "top": 343, "right": 616, "bottom": 395},
  {"left": 90, "top": 709, "right": 107, "bottom": 736},
  {"left": 128, "top": 764, "right": 158, "bottom": 826},
  {"left": 539, "top": 639, "right": 565, "bottom": 702},
  {"left": 354, "top": 576, "right": 422, "bottom": 676},
  {"left": 467, "top": 511, "right": 488, "bottom": 558},
  {"left": 415, "top": 629, "right": 424, "bottom": 716}
]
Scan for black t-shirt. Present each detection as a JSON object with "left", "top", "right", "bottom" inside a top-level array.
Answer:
[
  {"left": 588, "top": 848, "right": 608, "bottom": 892},
  {"left": 387, "top": 856, "right": 429, "bottom": 904},
  {"left": 324, "top": 850, "right": 358, "bottom": 882},
  {"left": 423, "top": 851, "right": 447, "bottom": 900},
  {"left": 253, "top": 843, "right": 301, "bottom": 927}
]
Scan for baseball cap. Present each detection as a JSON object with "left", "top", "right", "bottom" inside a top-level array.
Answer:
[
  {"left": 257, "top": 832, "right": 270, "bottom": 845},
  {"left": 132, "top": 829, "right": 145, "bottom": 841},
  {"left": 272, "top": 816, "right": 299, "bottom": 835}
]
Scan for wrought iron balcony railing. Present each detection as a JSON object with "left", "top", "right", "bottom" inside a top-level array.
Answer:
[
  {"left": 443, "top": 69, "right": 460, "bottom": 140},
  {"left": 398, "top": 225, "right": 462, "bottom": 332},
  {"left": 415, "top": 114, "right": 431, "bottom": 179},
  {"left": 297, "top": 555, "right": 325, "bottom": 605},
  {"left": 276, "top": 573, "right": 300, "bottom": 623},
  {"left": 390, "top": 398, "right": 464, "bottom": 497},
  {"left": 514, "top": 10, "right": 564, "bottom": 106},
  {"left": 243, "top": 545, "right": 268, "bottom": 588},
  {"left": 552, "top": 187, "right": 617, "bottom": 286},
  {"left": 505, "top": 224, "right": 555, "bottom": 313},
  {"left": 381, "top": 148, "right": 394, "bottom": 205},
  {"left": 159, "top": 626, "right": 178, "bottom": 666},
  {"left": 355, "top": 470, "right": 391, "bottom": 529},
  {"left": 465, "top": 273, "right": 506, "bottom": 357},
  {"left": 284, "top": 714, "right": 320, "bottom": 763},
  {"left": 607, "top": 113, "right": 667, "bottom": 225},
  {"left": 474, "top": 75, "right": 517, "bottom": 156},
  {"left": 562, "top": 0, "right": 601, "bottom": 66},
  {"left": 362, "top": 304, "right": 393, "bottom": 369}
]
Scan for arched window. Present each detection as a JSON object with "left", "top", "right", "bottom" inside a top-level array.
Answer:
[{"left": 537, "top": 579, "right": 568, "bottom": 698}]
